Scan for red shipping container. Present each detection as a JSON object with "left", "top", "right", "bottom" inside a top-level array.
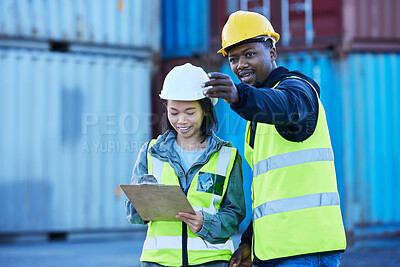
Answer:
[{"left": 215, "top": 0, "right": 400, "bottom": 53}]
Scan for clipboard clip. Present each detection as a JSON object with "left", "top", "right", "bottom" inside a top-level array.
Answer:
[{"left": 141, "top": 174, "right": 158, "bottom": 185}]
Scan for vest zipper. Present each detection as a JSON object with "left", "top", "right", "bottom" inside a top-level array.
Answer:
[
  {"left": 177, "top": 149, "right": 216, "bottom": 266},
  {"left": 164, "top": 154, "right": 217, "bottom": 266},
  {"left": 182, "top": 180, "right": 190, "bottom": 267},
  {"left": 182, "top": 221, "right": 189, "bottom": 267},
  {"left": 161, "top": 156, "right": 188, "bottom": 266},
  {"left": 249, "top": 121, "right": 257, "bottom": 148}
]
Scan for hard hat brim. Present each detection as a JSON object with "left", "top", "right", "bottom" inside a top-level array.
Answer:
[
  {"left": 159, "top": 94, "right": 218, "bottom": 106},
  {"left": 218, "top": 34, "right": 280, "bottom": 57}
]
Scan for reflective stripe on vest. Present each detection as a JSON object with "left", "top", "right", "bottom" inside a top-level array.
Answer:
[
  {"left": 216, "top": 146, "right": 233, "bottom": 176},
  {"left": 143, "top": 236, "right": 234, "bottom": 251},
  {"left": 252, "top": 147, "right": 334, "bottom": 178},
  {"left": 253, "top": 192, "right": 340, "bottom": 221},
  {"left": 151, "top": 156, "right": 163, "bottom": 184}
]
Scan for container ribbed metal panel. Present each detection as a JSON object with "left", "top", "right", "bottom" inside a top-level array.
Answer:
[
  {"left": 337, "top": 53, "right": 400, "bottom": 235},
  {"left": 162, "top": 0, "right": 210, "bottom": 59},
  {"left": 217, "top": 52, "right": 400, "bottom": 235},
  {"left": 0, "top": 48, "right": 152, "bottom": 232},
  {"left": 0, "top": 0, "right": 160, "bottom": 50}
]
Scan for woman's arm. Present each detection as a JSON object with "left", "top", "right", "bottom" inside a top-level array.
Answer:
[{"left": 125, "top": 142, "right": 150, "bottom": 225}]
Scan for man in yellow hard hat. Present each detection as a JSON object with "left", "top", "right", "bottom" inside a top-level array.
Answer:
[{"left": 202, "top": 10, "right": 346, "bottom": 267}]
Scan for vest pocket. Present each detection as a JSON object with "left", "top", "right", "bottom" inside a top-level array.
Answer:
[{"left": 196, "top": 172, "right": 225, "bottom": 196}]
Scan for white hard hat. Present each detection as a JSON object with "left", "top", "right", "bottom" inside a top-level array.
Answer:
[{"left": 159, "top": 63, "right": 218, "bottom": 105}]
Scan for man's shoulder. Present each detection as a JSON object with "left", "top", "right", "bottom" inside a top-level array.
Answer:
[
  {"left": 280, "top": 69, "right": 313, "bottom": 83},
  {"left": 278, "top": 70, "right": 320, "bottom": 96},
  {"left": 267, "top": 67, "right": 316, "bottom": 87}
]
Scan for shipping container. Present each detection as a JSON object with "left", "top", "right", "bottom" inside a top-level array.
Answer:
[
  {"left": 219, "top": 0, "right": 400, "bottom": 53},
  {"left": 341, "top": 0, "right": 400, "bottom": 52},
  {"left": 210, "top": 0, "right": 227, "bottom": 54},
  {"left": 161, "top": 0, "right": 210, "bottom": 59},
  {"left": 216, "top": 51, "right": 400, "bottom": 235},
  {"left": 0, "top": 48, "right": 153, "bottom": 233},
  {"left": 0, "top": 0, "right": 161, "bottom": 50}
]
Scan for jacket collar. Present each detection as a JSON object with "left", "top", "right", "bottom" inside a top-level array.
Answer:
[
  {"left": 148, "top": 130, "right": 231, "bottom": 164},
  {"left": 264, "top": 66, "right": 321, "bottom": 96},
  {"left": 265, "top": 66, "right": 289, "bottom": 88}
]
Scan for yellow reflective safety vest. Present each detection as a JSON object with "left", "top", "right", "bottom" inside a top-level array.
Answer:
[
  {"left": 140, "top": 139, "right": 237, "bottom": 266},
  {"left": 244, "top": 76, "right": 346, "bottom": 261}
]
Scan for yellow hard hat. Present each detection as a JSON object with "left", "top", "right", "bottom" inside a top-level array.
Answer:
[{"left": 218, "top": 10, "right": 280, "bottom": 56}]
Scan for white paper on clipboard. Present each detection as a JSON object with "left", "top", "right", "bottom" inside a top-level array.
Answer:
[{"left": 120, "top": 184, "right": 195, "bottom": 221}]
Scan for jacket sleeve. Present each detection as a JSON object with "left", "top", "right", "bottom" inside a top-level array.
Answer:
[
  {"left": 196, "top": 151, "right": 246, "bottom": 244},
  {"left": 125, "top": 142, "right": 150, "bottom": 225},
  {"left": 230, "top": 78, "right": 318, "bottom": 125},
  {"left": 240, "top": 221, "right": 253, "bottom": 246}
]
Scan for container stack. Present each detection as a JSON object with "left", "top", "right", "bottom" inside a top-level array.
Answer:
[{"left": 0, "top": 0, "right": 161, "bottom": 235}]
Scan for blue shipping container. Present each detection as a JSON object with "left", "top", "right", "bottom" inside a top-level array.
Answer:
[
  {"left": 0, "top": 0, "right": 161, "bottom": 50},
  {"left": 216, "top": 52, "right": 400, "bottom": 235},
  {"left": 162, "top": 0, "right": 210, "bottom": 59},
  {"left": 0, "top": 48, "right": 153, "bottom": 232}
]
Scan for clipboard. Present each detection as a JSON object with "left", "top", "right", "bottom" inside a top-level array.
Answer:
[{"left": 120, "top": 184, "right": 196, "bottom": 221}]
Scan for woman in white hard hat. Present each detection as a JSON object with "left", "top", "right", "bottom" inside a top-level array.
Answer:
[{"left": 125, "top": 63, "right": 246, "bottom": 267}]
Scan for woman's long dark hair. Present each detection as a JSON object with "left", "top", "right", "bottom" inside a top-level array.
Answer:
[{"left": 162, "top": 98, "right": 218, "bottom": 143}]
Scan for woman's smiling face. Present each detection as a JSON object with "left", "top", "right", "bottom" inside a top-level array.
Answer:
[{"left": 167, "top": 100, "right": 204, "bottom": 143}]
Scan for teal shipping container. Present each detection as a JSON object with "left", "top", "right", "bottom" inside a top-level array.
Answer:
[
  {"left": 0, "top": 48, "right": 153, "bottom": 233},
  {"left": 216, "top": 51, "right": 400, "bottom": 235}
]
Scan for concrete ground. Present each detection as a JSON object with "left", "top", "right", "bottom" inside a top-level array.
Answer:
[
  {"left": 0, "top": 229, "right": 400, "bottom": 267},
  {"left": 340, "top": 236, "right": 400, "bottom": 267}
]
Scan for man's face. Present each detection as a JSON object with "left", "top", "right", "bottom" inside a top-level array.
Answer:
[{"left": 228, "top": 42, "right": 276, "bottom": 87}]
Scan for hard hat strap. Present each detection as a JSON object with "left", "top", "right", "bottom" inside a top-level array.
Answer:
[
  {"left": 225, "top": 36, "right": 275, "bottom": 54},
  {"left": 251, "top": 36, "right": 276, "bottom": 48}
]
